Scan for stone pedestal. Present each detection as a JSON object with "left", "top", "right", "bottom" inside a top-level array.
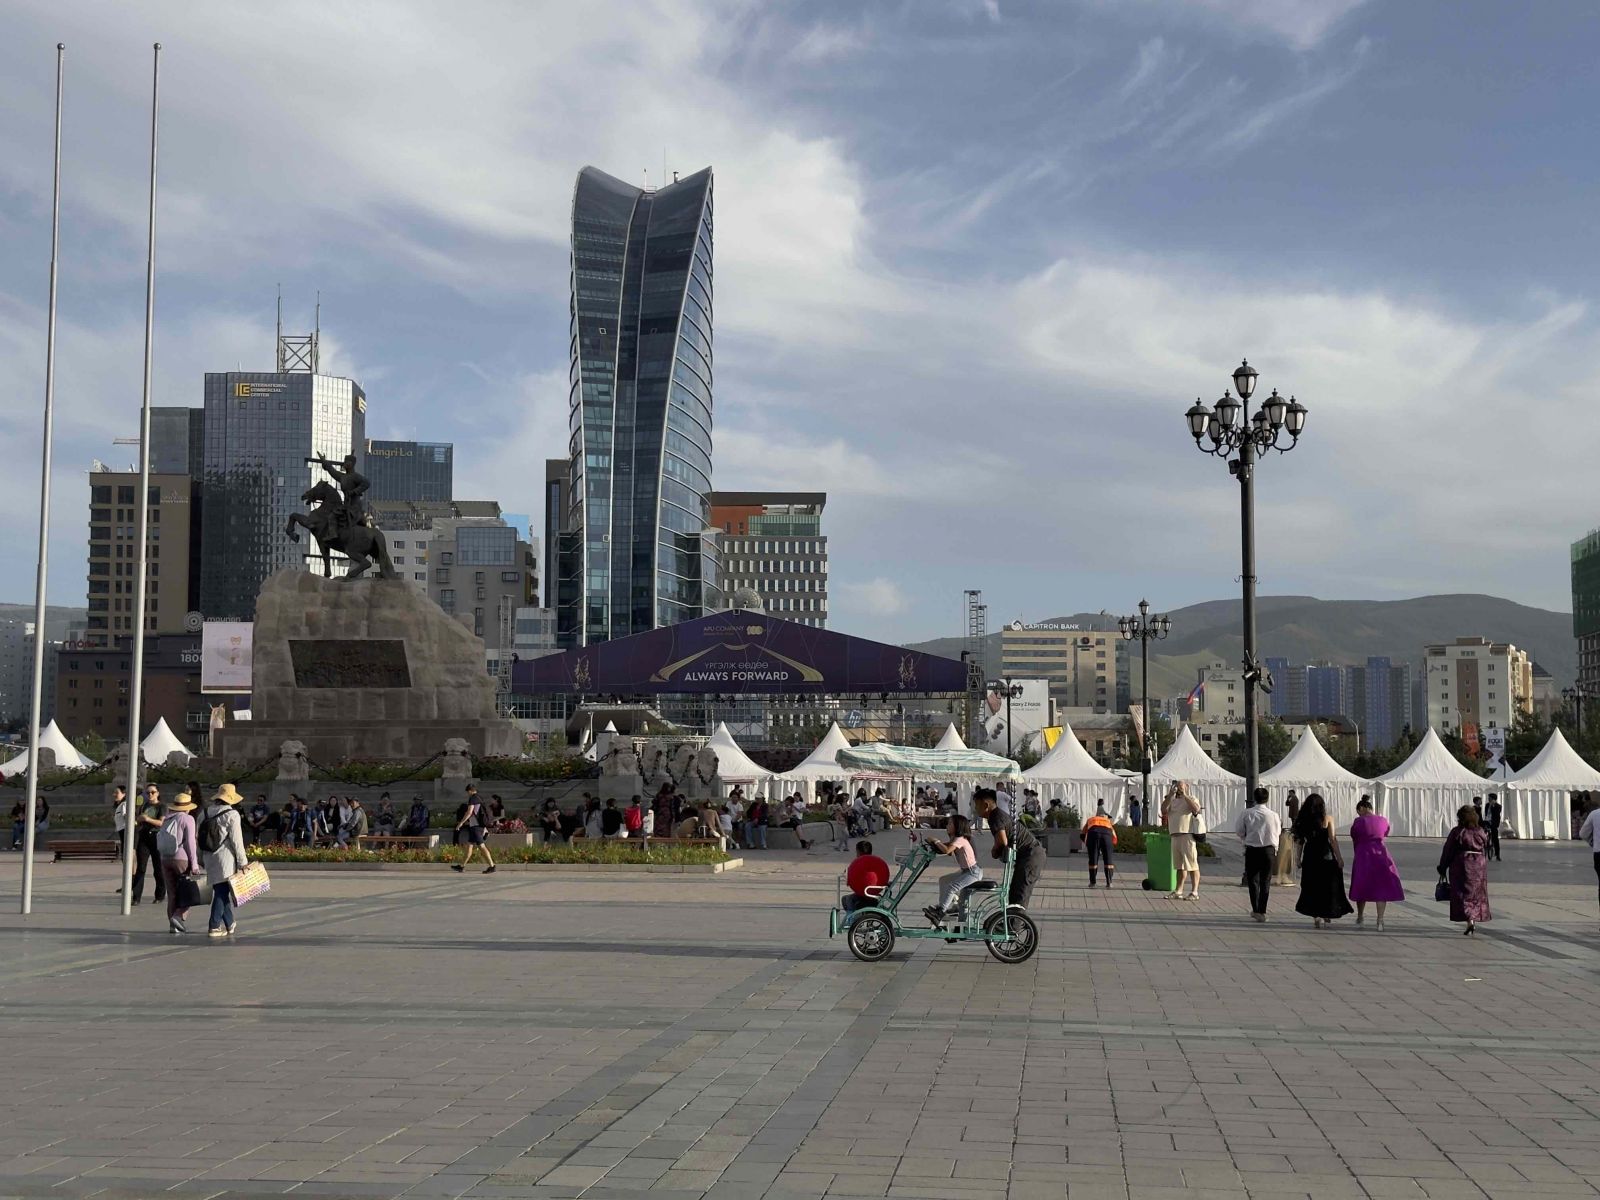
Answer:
[{"left": 215, "top": 569, "right": 524, "bottom": 766}]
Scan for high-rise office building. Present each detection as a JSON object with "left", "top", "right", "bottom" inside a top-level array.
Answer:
[
  {"left": 708, "top": 492, "right": 827, "bottom": 628},
  {"left": 425, "top": 518, "right": 537, "bottom": 669},
  {"left": 86, "top": 471, "right": 196, "bottom": 647},
  {"left": 1573, "top": 528, "right": 1600, "bottom": 695},
  {"left": 365, "top": 439, "right": 452, "bottom": 503},
  {"left": 1425, "top": 636, "right": 1533, "bottom": 734},
  {"left": 1001, "top": 623, "right": 1122, "bottom": 712},
  {"left": 1305, "top": 664, "right": 1346, "bottom": 718},
  {"left": 150, "top": 406, "right": 206, "bottom": 478},
  {"left": 561, "top": 165, "right": 716, "bottom": 646},
  {"left": 0, "top": 621, "right": 57, "bottom": 726},
  {"left": 198, "top": 367, "right": 365, "bottom": 618}
]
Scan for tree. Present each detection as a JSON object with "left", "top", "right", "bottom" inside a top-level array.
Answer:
[
  {"left": 1502, "top": 709, "right": 1549, "bottom": 772},
  {"left": 72, "top": 730, "right": 108, "bottom": 764},
  {"left": 1217, "top": 720, "right": 1293, "bottom": 776}
]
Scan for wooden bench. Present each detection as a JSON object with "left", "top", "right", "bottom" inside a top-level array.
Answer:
[
  {"left": 52, "top": 841, "right": 120, "bottom": 863},
  {"left": 632, "top": 836, "right": 723, "bottom": 847}
]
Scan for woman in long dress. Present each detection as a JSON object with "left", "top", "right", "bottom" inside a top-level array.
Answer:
[
  {"left": 1160, "top": 781, "right": 1202, "bottom": 901},
  {"left": 1293, "top": 792, "right": 1353, "bottom": 928},
  {"left": 1348, "top": 795, "right": 1404, "bottom": 930},
  {"left": 1438, "top": 804, "right": 1492, "bottom": 935}
]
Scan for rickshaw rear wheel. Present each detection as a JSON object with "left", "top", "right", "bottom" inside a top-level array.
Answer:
[
  {"left": 847, "top": 912, "right": 896, "bottom": 962},
  {"left": 983, "top": 910, "right": 1039, "bottom": 963}
]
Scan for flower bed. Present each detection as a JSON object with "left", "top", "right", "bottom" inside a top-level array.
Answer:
[{"left": 251, "top": 841, "right": 731, "bottom": 866}]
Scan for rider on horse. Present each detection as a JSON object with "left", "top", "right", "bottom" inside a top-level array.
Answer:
[{"left": 314, "top": 452, "right": 371, "bottom": 533}]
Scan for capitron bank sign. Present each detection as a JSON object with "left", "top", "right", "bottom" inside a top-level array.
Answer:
[{"left": 1006, "top": 621, "right": 1082, "bottom": 631}]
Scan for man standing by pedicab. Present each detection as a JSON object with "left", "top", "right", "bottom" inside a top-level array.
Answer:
[{"left": 973, "top": 786, "right": 1042, "bottom": 909}]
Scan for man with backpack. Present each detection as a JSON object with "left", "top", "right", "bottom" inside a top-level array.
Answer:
[{"left": 450, "top": 785, "right": 496, "bottom": 874}]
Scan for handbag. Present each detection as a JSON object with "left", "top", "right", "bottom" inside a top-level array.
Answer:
[
  {"left": 1191, "top": 810, "right": 1209, "bottom": 845},
  {"left": 228, "top": 861, "right": 271, "bottom": 907},
  {"left": 177, "top": 873, "right": 211, "bottom": 909},
  {"left": 1433, "top": 879, "right": 1450, "bottom": 902}
]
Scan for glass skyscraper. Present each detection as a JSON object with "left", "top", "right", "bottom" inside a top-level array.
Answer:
[
  {"left": 198, "top": 371, "right": 365, "bottom": 618},
  {"left": 561, "top": 165, "right": 716, "bottom": 646},
  {"left": 366, "top": 439, "right": 453, "bottom": 502}
]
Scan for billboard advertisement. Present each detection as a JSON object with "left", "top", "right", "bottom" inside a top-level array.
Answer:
[
  {"left": 201, "top": 621, "right": 253, "bottom": 694},
  {"left": 514, "top": 612, "right": 968, "bottom": 695},
  {"left": 977, "top": 679, "right": 1052, "bottom": 754}
]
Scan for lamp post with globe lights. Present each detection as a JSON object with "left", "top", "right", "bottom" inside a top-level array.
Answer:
[
  {"left": 1118, "top": 600, "right": 1170, "bottom": 816},
  {"left": 1563, "top": 685, "right": 1587, "bottom": 737},
  {"left": 1184, "top": 360, "right": 1308, "bottom": 813}
]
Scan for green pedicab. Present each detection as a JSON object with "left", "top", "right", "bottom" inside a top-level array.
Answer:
[{"left": 828, "top": 837, "right": 1039, "bottom": 964}]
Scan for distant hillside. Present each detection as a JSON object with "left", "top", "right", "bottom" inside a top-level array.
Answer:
[
  {"left": 0, "top": 603, "right": 85, "bottom": 641},
  {"left": 904, "top": 594, "right": 1576, "bottom": 700}
]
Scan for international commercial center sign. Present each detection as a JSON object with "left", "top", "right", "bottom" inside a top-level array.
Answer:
[{"left": 513, "top": 613, "right": 969, "bottom": 695}]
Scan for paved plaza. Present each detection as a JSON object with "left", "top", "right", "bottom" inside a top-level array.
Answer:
[{"left": 1, "top": 840, "right": 1599, "bottom": 1200}]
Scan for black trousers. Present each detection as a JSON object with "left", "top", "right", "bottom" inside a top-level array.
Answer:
[
  {"left": 1487, "top": 825, "right": 1501, "bottom": 859},
  {"left": 1244, "top": 845, "right": 1274, "bottom": 914},
  {"left": 132, "top": 830, "right": 165, "bottom": 902},
  {"left": 1009, "top": 845, "right": 1042, "bottom": 908}
]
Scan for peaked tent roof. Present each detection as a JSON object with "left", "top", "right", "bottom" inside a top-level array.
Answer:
[
  {"left": 708, "top": 722, "right": 773, "bottom": 781},
  {"left": 781, "top": 722, "right": 853, "bottom": 779},
  {"left": 1374, "top": 727, "right": 1487, "bottom": 786},
  {"left": 1148, "top": 725, "right": 1244, "bottom": 783},
  {"left": 934, "top": 723, "right": 968, "bottom": 751},
  {"left": 1023, "top": 722, "right": 1121, "bottom": 782},
  {"left": 1259, "top": 727, "right": 1369, "bottom": 785},
  {"left": 139, "top": 717, "right": 192, "bottom": 764},
  {"left": 836, "top": 742, "right": 1021, "bottom": 779},
  {"left": 1510, "top": 727, "right": 1600, "bottom": 789},
  {"left": 0, "top": 720, "right": 93, "bottom": 776}
]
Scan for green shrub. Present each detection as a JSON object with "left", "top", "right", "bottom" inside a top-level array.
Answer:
[{"left": 1109, "top": 824, "right": 1215, "bottom": 857}]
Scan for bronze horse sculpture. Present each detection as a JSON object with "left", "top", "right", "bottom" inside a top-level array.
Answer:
[{"left": 285, "top": 480, "right": 398, "bottom": 581}]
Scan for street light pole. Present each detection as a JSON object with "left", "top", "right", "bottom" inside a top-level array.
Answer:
[
  {"left": 1185, "top": 361, "right": 1307, "bottom": 817},
  {"left": 1118, "top": 600, "right": 1170, "bottom": 816}
]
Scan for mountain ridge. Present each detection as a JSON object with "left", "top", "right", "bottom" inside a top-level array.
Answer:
[{"left": 903, "top": 593, "right": 1575, "bottom": 700}]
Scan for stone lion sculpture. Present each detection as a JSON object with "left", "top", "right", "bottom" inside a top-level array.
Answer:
[{"left": 276, "top": 740, "right": 309, "bottom": 782}]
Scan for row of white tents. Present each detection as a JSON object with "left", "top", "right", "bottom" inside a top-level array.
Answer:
[
  {"left": 702, "top": 718, "right": 1596, "bottom": 839},
  {"left": 0, "top": 717, "right": 193, "bottom": 779}
]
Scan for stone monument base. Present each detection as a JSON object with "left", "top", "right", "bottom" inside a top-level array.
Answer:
[{"left": 215, "top": 569, "right": 524, "bottom": 767}]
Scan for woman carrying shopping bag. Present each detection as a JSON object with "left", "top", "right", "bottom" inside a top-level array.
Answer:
[{"left": 199, "top": 783, "right": 250, "bottom": 938}]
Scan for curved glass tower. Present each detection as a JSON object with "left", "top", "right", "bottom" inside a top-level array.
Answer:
[{"left": 563, "top": 165, "right": 716, "bottom": 646}]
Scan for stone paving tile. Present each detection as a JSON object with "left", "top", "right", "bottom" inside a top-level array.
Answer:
[{"left": 3, "top": 851, "right": 1600, "bottom": 1198}]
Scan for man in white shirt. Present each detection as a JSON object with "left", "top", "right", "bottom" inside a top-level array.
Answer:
[
  {"left": 1580, "top": 800, "right": 1600, "bottom": 926},
  {"left": 1235, "top": 786, "right": 1283, "bottom": 923}
]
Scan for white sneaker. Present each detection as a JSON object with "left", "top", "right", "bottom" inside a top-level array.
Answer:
[{"left": 207, "top": 928, "right": 226, "bottom": 938}]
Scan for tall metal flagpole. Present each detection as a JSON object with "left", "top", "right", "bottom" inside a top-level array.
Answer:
[
  {"left": 120, "top": 43, "right": 161, "bottom": 915},
  {"left": 20, "top": 44, "right": 66, "bottom": 916}
]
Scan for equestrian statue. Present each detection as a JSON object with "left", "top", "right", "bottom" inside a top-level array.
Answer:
[{"left": 284, "top": 452, "right": 397, "bottom": 581}]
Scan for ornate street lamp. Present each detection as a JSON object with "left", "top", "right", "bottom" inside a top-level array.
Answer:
[
  {"left": 1563, "top": 685, "right": 1586, "bottom": 735},
  {"left": 1184, "top": 359, "right": 1308, "bottom": 811},
  {"left": 1118, "top": 600, "right": 1171, "bottom": 814},
  {"left": 990, "top": 678, "right": 1025, "bottom": 759}
]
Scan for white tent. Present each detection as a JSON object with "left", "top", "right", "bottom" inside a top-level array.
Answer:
[
  {"left": 934, "top": 723, "right": 967, "bottom": 751},
  {"left": 139, "top": 717, "right": 193, "bottom": 765},
  {"left": 1258, "top": 727, "right": 1371, "bottom": 830},
  {"left": 1147, "top": 725, "right": 1246, "bottom": 827},
  {"left": 0, "top": 720, "right": 93, "bottom": 777},
  {"left": 1373, "top": 728, "right": 1487, "bottom": 837},
  {"left": 1021, "top": 723, "right": 1127, "bottom": 817},
  {"left": 772, "top": 722, "right": 852, "bottom": 800},
  {"left": 1507, "top": 728, "right": 1599, "bottom": 839},
  {"left": 708, "top": 722, "right": 773, "bottom": 794},
  {"left": 582, "top": 719, "right": 619, "bottom": 763}
]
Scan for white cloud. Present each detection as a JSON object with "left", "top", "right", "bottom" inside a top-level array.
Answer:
[{"left": 836, "top": 578, "right": 909, "bottom": 618}]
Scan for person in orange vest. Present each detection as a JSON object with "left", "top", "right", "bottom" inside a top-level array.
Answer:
[{"left": 1081, "top": 799, "right": 1118, "bottom": 887}]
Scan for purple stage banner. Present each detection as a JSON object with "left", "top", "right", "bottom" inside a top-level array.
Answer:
[{"left": 513, "top": 613, "right": 968, "bottom": 695}]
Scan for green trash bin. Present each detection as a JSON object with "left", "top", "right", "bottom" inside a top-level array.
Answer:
[{"left": 1143, "top": 830, "right": 1176, "bottom": 893}]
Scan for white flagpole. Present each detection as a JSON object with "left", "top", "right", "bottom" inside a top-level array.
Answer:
[
  {"left": 20, "top": 43, "right": 66, "bottom": 916},
  {"left": 120, "top": 43, "right": 161, "bottom": 915}
]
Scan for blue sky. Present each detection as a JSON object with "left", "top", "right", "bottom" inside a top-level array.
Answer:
[{"left": 1, "top": 0, "right": 1596, "bottom": 643}]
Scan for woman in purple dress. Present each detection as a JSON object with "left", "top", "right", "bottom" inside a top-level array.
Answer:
[
  {"left": 1348, "top": 796, "right": 1404, "bottom": 930},
  {"left": 1438, "top": 804, "right": 1491, "bottom": 935}
]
